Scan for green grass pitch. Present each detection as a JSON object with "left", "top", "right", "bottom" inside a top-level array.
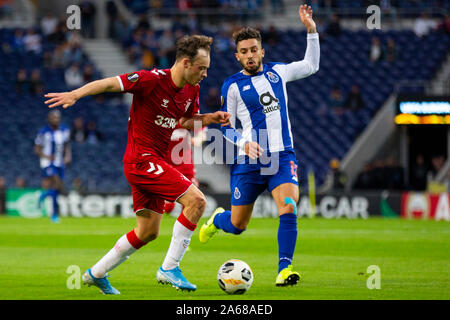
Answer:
[{"left": 0, "top": 215, "right": 448, "bottom": 300}]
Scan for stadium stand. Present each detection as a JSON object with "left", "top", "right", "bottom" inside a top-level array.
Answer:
[{"left": 0, "top": 5, "right": 448, "bottom": 193}]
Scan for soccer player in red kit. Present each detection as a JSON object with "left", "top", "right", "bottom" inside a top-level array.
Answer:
[{"left": 44, "top": 35, "right": 230, "bottom": 294}]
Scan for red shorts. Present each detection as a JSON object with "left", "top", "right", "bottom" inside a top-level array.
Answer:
[
  {"left": 124, "top": 155, "right": 193, "bottom": 214},
  {"left": 172, "top": 163, "right": 197, "bottom": 186}
]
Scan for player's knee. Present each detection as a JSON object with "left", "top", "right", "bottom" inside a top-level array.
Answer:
[
  {"left": 192, "top": 193, "right": 207, "bottom": 213},
  {"left": 280, "top": 197, "right": 298, "bottom": 215},
  {"left": 280, "top": 203, "right": 296, "bottom": 214},
  {"left": 137, "top": 229, "right": 159, "bottom": 243}
]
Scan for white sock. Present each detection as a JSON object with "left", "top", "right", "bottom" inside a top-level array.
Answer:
[
  {"left": 91, "top": 234, "right": 137, "bottom": 278},
  {"left": 162, "top": 220, "right": 194, "bottom": 270}
]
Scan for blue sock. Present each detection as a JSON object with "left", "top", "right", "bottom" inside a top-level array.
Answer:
[
  {"left": 278, "top": 213, "right": 298, "bottom": 273},
  {"left": 38, "top": 190, "right": 51, "bottom": 208},
  {"left": 213, "top": 210, "right": 245, "bottom": 235},
  {"left": 50, "top": 189, "right": 59, "bottom": 218}
]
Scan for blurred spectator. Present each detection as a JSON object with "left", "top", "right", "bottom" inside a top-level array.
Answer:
[
  {"left": 29, "top": 69, "right": 44, "bottom": 95},
  {"left": 65, "top": 63, "right": 84, "bottom": 89},
  {"left": 369, "top": 37, "right": 383, "bottom": 63},
  {"left": 204, "top": 87, "right": 221, "bottom": 112},
  {"left": 0, "top": 0, "right": 12, "bottom": 19},
  {"left": 11, "top": 29, "right": 25, "bottom": 52},
  {"left": 427, "top": 155, "right": 445, "bottom": 182},
  {"left": 113, "top": 15, "right": 130, "bottom": 42},
  {"left": 52, "top": 44, "right": 70, "bottom": 68},
  {"left": 71, "top": 177, "right": 86, "bottom": 195},
  {"left": 413, "top": 13, "right": 437, "bottom": 38},
  {"left": 385, "top": 156, "right": 404, "bottom": 190},
  {"left": 214, "top": 30, "right": 232, "bottom": 53},
  {"left": 310, "top": 0, "right": 320, "bottom": 11},
  {"left": 136, "top": 13, "right": 151, "bottom": 31},
  {"left": 319, "top": 158, "right": 347, "bottom": 192},
  {"left": 47, "top": 20, "right": 68, "bottom": 44},
  {"left": 344, "top": 84, "right": 365, "bottom": 111},
  {"left": 106, "top": 0, "right": 118, "bottom": 39},
  {"left": 141, "top": 49, "right": 156, "bottom": 69},
  {"left": 79, "top": 0, "right": 97, "bottom": 38},
  {"left": 86, "top": 121, "right": 103, "bottom": 145},
  {"left": 0, "top": 176, "right": 5, "bottom": 214},
  {"left": 71, "top": 116, "right": 87, "bottom": 143},
  {"left": 142, "top": 29, "right": 158, "bottom": 52},
  {"left": 436, "top": 14, "right": 450, "bottom": 35},
  {"left": 380, "top": 0, "right": 397, "bottom": 22},
  {"left": 186, "top": 12, "right": 200, "bottom": 33},
  {"left": 15, "top": 69, "right": 29, "bottom": 93},
  {"left": 384, "top": 37, "right": 398, "bottom": 63},
  {"left": 159, "top": 29, "right": 175, "bottom": 56},
  {"left": 354, "top": 163, "right": 373, "bottom": 190},
  {"left": 83, "top": 64, "right": 95, "bottom": 82},
  {"left": 270, "top": 0, "right": 285, "bottom": 14},
  {"left": 329, "top": 86, "right": 344, "bottom": 116},
  {"left": 40, "top": 13, "right": 58, "bottom": 37},
  {"left": 325, "top": 14, "right": 341, "bottom": 38},
  {"left": 24, "top": 28, "right": 42, "bottom": 54},
  {"left": 15, "top": 176, "right": 26, "bottom": 189},
  {"left": 410, "top": 154, "right": 428, "bottom": 190},
  {"left": 158, "top": 29, "right": 176, "bottom": 65},
  {"left": 263, "top": 25, "right": 279, "bottom": 47}
]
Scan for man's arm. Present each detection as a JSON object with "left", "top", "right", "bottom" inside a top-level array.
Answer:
[
  {"left": 34, "top": 144, "right": 54, "bottom": 161},
  {"left": 179, "top": 111, "right": 231, "bottom": 130},
  {"left": 276, "top": 4, "right": 320, "bottom": 81},
  {"left": 45, "top": 77, "right": 121, "bottom": 109}
]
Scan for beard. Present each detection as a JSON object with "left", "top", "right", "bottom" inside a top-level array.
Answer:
[{"left": 241, "top": 59, "right": 262, "bottom": 75}]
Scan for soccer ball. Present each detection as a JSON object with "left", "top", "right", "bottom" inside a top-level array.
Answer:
[{"left": 217, "top": 259, "right": 253, "bottom": 294}]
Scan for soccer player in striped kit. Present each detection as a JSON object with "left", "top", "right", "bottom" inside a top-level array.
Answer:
[
  {"left": 199, "top": 4, "right": 320, "bottom": 286},
  {"left": 45, "top": 35, "right": 231, "bottom": 294},
  {"left": 34, "top": 110, "right": 71, "bottom": 223}
]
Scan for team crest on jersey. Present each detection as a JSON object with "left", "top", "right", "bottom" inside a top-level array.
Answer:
[
  {"left": 234, "top": 187, "right": 241, "bottom": 200},
  {"left": 127, "top": 72, "right": 139, "bottom": 82},
  {"left": 266, "top": 71, "right": 279, "bottom": 83}
]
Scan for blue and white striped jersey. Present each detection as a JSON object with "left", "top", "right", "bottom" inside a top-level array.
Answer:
[
  {"left": 220, "top": 33, "right": 320, "bottom": 169},
  {"left": 34, "top": 124, "right": 70, "bottom": 168}
]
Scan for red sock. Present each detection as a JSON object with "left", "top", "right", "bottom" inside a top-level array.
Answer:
[
  {"left": 176, "top": 212, "right": 197, "bottom": 231},
  {"left": 126, "top": 229, "right": 147, "bottom": 249}
]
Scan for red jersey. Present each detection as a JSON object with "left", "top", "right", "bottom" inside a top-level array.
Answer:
[{"left": 116, "top": 68, "right": 200, "bottom": 162}]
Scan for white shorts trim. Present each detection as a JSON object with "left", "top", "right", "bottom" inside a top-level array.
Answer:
[{"left": 134, "top": 208, "right": 163, "bottom": 215}]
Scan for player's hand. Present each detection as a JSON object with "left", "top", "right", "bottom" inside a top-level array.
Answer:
[
  {"left": 44, "top": 91, "right": 78, "bottom": 109},
  {"left": 210, "top": 111, "right": 231, "bottom": 127},
  {"left": 244, "top": 141, "right": 264, "bottom": 160},
  {"left": 299, "top": 4, "right": 316, "bottom": 33}
]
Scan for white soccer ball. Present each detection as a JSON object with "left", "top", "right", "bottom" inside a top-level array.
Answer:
[{"left": 217, "top": 259, "right": 253, "bottom": 294}]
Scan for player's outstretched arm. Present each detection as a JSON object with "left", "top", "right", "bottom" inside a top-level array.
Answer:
[
  {"left": 179, "top": 111, "right": 231, "bottom": 130},
  {"left": 44, "top": 77, "right": 122, "bottom": 109}
]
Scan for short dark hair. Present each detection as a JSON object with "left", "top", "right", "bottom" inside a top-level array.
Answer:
[
  {"left": 175, "top": 35, "right": 213, "bottom": 61},
  {"left": 232, "top": 27, "right": 262, "bottom": 47}
]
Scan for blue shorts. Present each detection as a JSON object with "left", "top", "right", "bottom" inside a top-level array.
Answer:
[
  {"left": 230, "top": 151, "right": 299, "bottom": 206},
  {"left": 42, "top": 165, "right": 64, "bottom": 179}
]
